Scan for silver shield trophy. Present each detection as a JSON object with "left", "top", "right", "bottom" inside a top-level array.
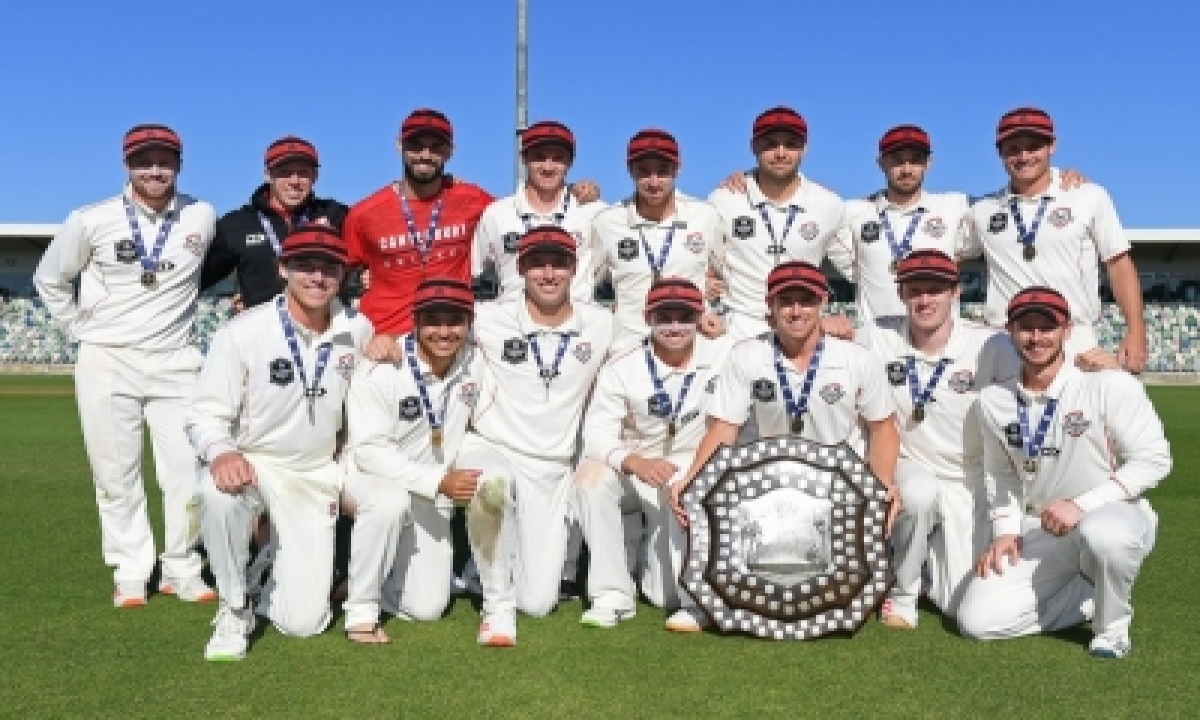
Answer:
[{"left": 679, "top": 436, "right": 894, "bottom": 640}]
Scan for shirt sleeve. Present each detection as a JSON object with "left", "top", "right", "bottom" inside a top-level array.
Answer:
[
  {"left": 200, "top": 217, "right": 238, "bottom": 292},
  {"left": 981, "top": 397, "right": 1023, "bottom": 538},
  {"left": 1088, "top": 187, "right": 1132, "bottom": 262},
  {"left": 708, "top": 343, "right": 753, "bottom": 426},
  {"left": 853, "top": 345, "right": 895, "bottom": 423},
  {"left": 33, "top": 209, "right": 91, "bottom": 329},
  {"left": 582, "top": 361, "right": 632, "bottom": 471},
  {"left": 185, "top": 326, "right": 246, "bottom": 463},
  {"left": 343, "top": 205, "right": 366, "bottom": 268}
]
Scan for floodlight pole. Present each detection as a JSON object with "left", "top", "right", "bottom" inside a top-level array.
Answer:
[{"left": 515, "top": 0, "right": 528, "bottom": 192}]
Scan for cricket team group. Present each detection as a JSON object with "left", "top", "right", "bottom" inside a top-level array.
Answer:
[{"left": 33, "top": 104, "right": 1173, "bottom": 662}]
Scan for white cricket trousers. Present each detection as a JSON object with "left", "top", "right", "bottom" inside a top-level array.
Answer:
[
  {"left": 200, "top": 456, "right": 340, "bottom": 637},
  {"left": 957, "top": 499, "right": 1157, "bottom": 640},
  {"left": 74, "top": 342, "right": 202, "bottom": 586},
  {"left": 575, "top": 456, "right": 695, "bottom": 612},
  {"left": 458, "top": 433, "right": 573, "bottom": 619},
  {"left": 888, "top": 459, "right": 990, "bottom": 619},
  {"left": 341, "top": 469, "right": 453, "bottom": 628}
]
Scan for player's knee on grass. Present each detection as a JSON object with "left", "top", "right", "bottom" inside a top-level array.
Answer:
[
  {"left": 402, "top": 588, "right": 451, "bottom": 622},
  {"left": 955, "top": 584, "right": 1014, "bottom": 640},
  {"left": 518, "top": 585, "right": 559, "bottom": 618}
]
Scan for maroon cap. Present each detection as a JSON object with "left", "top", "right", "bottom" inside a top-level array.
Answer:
[
  {"left": 894, "top": 249, "right": 958, "bottom": 284},
  {"left": 996, "top": 107, "right": 1055, "bottom": 147},
  {"left": 752, "top": 106, "right": 808, "bottom": 141},
  {"left": 879, "top": 124, "right": 931, "bottom": 155},
  {"left": 123, "top": 124, "right": 182, "bottom": 157},
  {"left": 627, "top": 129, "right": 679, "bottom": 164},
  {"left": 517, "top": 225, "right": 577, "bottom": 260},
  {"left": 521, "top": 120, "right": 575, "bottom": 156},
  {"left": 280, "top": 225, "right": 348, "bottom": 265},
  {"left": 1006, "top": 286, "right": 1070, "bottom": 324},
  {"left": 265, "top": 136, "right": 318, "bottom": 168},
  {"left": 645, "top": 277, "right": 704, "bottom": 315},
  {"left": 413, "top": 278, "right": 475, "bottom": 318},
  {"left": 401, "top": 108, "right": 453, "bottom": 143},
  {"left": 766, "top": 261, "right": 830, "bottom": 300}
]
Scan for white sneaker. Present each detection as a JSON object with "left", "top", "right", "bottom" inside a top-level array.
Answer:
[
  {"left": 159, "top": 576, "right": 217, "bottom": 603},
  {"left": 205, "top": 604, "right": 257, "bottom": 661},
  {"left": 1088, "top": 631, "right": 1131, "bottom": 659},
  {"left": 665, "top": 607, "right": 710, "bottom": 633},
  {"left": 476, "top": 614, "right": 517, "bottom": 647},
  {"left": 580, "top": 605, "right": 636, "bottom": 629},
  {"left": 113, "top": 581, "right": 147, "bottom": 609}
]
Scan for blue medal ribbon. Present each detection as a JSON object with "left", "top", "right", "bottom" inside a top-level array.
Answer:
[
  {"left": 404, "top": 334, "right": 453, "bottom": 446},
  {"left": 1009, "top": 196, "right": 1051, "bottom": 258},
  {"left": 642, "top": 338, "right": 696, "bottom": 437},
  {"left": 905, "top": 355, "right": 951, "bottom": 422},
  {"left": 757, "top": 203, "right": 800, "bottom": 263},
  {"left": 527, "top": 331, "right": 573, "bottom": 390},
  {"left": 258, "top": 210, "right": 310, "bottom": 256},
  {"left": 518, "top": 185, "right": 573, "bottom": 230},
  {"left": 1017, "top": 394, "right": 1059, "bottom": 474},
  {"left": 638, "top": 224, "right": 676, "bottom": 281},
  {"left": 122, "top": 197, "right": 176, "bottom": 287},
  {"left": 398, "top": 190, "right": 444, "bottom": 258},
  {"left": 275, "top": 296, "right": 333, "bottom": 422},
  {"left": 879, "top": 208, "right": 924, "bottom": 269},
  {"left": 773, "top": 334, "right": 824, "bottom": 433}
]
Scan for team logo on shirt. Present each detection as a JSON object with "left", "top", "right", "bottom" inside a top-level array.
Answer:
[
  {"left": 501, "top": 338, "right": 528, "bottom": 364},
  {"left": 799, "top": 221, "right": 820, "bottom": 242},
  {"left": 987, "top": 212, "right": 1008, "bottom": 234},
  {"left": 245, "top": 233, "right": 266, "bottom": 246},
  {"left": 113, "top": 239, "right": 139, "bottom": 263},
  {"left": 948, "top": 369, "right": 974, "bottom": 393},
  {"left": 399, "top": 396, "right": 423, "bottom": 421},
  {"left": 923, "top": 216, "right": 947, "bottom": 238},
  {"left": 885, "top": 361, "right": 906, "bottom": 386},
  {"left": 573, "top": 341, "right": 593, "bottom": 363},
  {"left": 1048, "top": 207, "right": 1073, "bottom": 228},
  {"left": 617, "top": 237, "right": 639, "bottom": 261},
  {"left": 502, "top": 232, "right": 521, "bottom": 254},
  {"left": 269, "top": 358, "right": 294, "bottom": 386},
  {"left": 1004, "top": 422, "right": 1023, "bottom": 448},
  {"left": 685, "top": 232, "right": 705, "bottom": 254},
  {"left": 185, "top": 233, "right": 204, "bottom": 256},
  {"left": 1062, "top": 410, "right": 1091, "bottom": 437},
  {"left": 647, "top": 392, "right": 671, "bottom": 418},
  {"left": 336, "top": 353, "right": 356, "bottom": 381},
  {"left": 860, "top": 222, "right": 881, "bottom": 243},
  {"left": 819, "top": 383, "right": 844, "bottom": 404},
  {"left": 732, "top": 216, "right": 755, "bottom": 238},
  {"left": 460, "top": 381, "right": 480, "bottom": 406},
  {"left": 752, "top": 378, "right": 776, "bottom": 402}
]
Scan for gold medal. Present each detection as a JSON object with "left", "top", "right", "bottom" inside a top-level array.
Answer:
[
  {"left": 889, "top": 258, "right": 899, "bottom": 274},
  {"left": 431, "top": 428, "right": 444, "bottom": 449},
  {"left": 1022, "top": 457, "right": 1038, "bottom": 473},
  {"left": 790, "top": 415, "right": 804, "bottom": 434},
  {"left": 1022, "top": 244, "right": 1036, "bottom": 261},
  {"left": 912, "top": 405, "right": 925, "bottom": 423},
  {"left": 140, "top": 271, "right": 157, "bottom": 288},
  {"left": 666, "top": 421, "right": 677, "bottom": 439}
]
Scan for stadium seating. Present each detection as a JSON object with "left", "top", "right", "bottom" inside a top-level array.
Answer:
[{"left": 1, "top": 297, "right": 1198, "bottom": 372}]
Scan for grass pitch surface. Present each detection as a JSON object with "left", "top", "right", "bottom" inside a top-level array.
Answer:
[{"left": 1, "top": 377, "right": 1195, "bottom": 718}]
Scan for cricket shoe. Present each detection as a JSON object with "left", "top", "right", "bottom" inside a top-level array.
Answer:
[
  {"left": 113, "top": 582, "right": 148, "bottom": 609},
  {"left": 665, "top": 607, "right": 710, "bottom": 634},
  {"left": 477, "top": 614, "right": 517, "bottom": 648},
  {"left": 205, "top": 604, "right": 257, "bottom": 661},
  {"left": 159, "top": 575, "right": 218, "bottom": 603},
  {"left": 580, "top": 605, "right": 636, "bottom": 629},
  {"left": 1088, "top": 631, "right": 1131, "bottom": 659},
  {"left": 879, "top": 598, "right": 917, "bottom": 629}
]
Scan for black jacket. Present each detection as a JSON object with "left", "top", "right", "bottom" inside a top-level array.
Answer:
[{"left": 200, "top": 184, "right": 350, "bottom": 308}]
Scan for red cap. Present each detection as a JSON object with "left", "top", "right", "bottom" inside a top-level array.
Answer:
[
  {"left": 401, "top": 108, "right": 453, "bottom": 143},
  {"left": 752, "top": 106, "right": 808, "bottom": 141},
  {"left": 413, "top": 278, "right": 475, "bottom": 318},
  {"left": 521, "top": 120, "right": 575, "bottom": 156},
  {"left": 996, "top": 107, "right": 1055, "bottom": 147},
  {"left": 894, "top": 249, "right": 958, "bottom": 284},
  {"left": 517, "top": 225, "right": 577, "bottom": 260},
  {"left": 645, "top": 277, "right": 704, "bottom": 316},
  {"left": 280, "top": 225, "right": 348, "bottom": 265},
  {"left": 627, "top": 129, "right": 679, "bottom": 163},
  {"left": 123, "top": 124, "right": 182, "bottom": 157},
  {"left": 265, "top": 136, "right": 318, "bottom": 168},
  {"left": 879, "top": 124, "right": 931, "bottom": 155},
  {"left": 1006, "top": 286, "right": 1070, "bottom": 324},
  {"left": 766, "top": 261, "right": 829, "bottom": 300}
]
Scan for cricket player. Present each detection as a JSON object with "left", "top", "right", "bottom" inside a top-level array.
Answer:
[
  {"left": 461, "top": 225, "right": 614, "bottom": 647},
  {"left": 957, "top": 287, "right": 1171, "bottom": 659},
  {"left": 590, "top": 128, "right": 727, "bottom": 349},
  {"left": 707, "top": 106, "right": 855, "bottom": 342},
  {"left": 188, "top": 226, "right": 373, "bottom": 661},
  {"left": 576, "top": 278, "right": 726, "bottom": 632},
  {"left": 669, "top": 260, "right": 901, "bottom": 532},
  {"left": 340, "top": 278, "right": 492, "bottom": 643},
  {"left": 855, "top": 250, "right": 1021, "bottom": 628},
  {"left": 34, "top": 124, "right": 217, "bottom": 608},
  {"left": 962, "top": 107, "right": 1147, "bottom": 371}
]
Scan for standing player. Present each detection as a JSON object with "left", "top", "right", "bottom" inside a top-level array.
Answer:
[
  {"left": 669, "top": 261, "right": 901, "bottom": 531},
  {"left": 957, "top": 287, "right": 1171, "bottom": 658},
  {"left": 576, "top": 278, "right": 725, "bottom": 632},
  {"left": 189, "top": 226, "right": 372, "bottom": 661},
  {"left": 707, "top": 106, "right": 855, "bottom": 342},
  {"left": 34, "top": 124, "right": 217, "bottom": 608},
  {"left": 590, "top": 129, "right": 727, "bottom": 349},
  {"left": 201, "top": 136, "right": 348, "bottom": 309},
  {"left": 962, "top": 107, "right": 1147, "bottom": 371},
  {"left": 855, "top": 250, "right": 1020, "bottom": 628},
  {"left": 473, "top": 120, "right": 607, "bottom": 302},
  {"left": 341, "top": 278, "right": 491, "bottom": 643},
  {"left": 462, "top": 226, "right": 614, "bottom": 647}
]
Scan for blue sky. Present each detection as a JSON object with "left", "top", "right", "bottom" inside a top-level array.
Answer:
[{"left": 1, "top": 0, "right": 1197, "bottom": 227}]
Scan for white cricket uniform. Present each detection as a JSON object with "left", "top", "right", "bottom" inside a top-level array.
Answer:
[
  {"left": 857, "top": 319, "right": 1020, "bottom": 621},
  {"left": 841, "top": 191, "right": 972, "bottom": 324},
  {"left": 957, "top": 366, "right": 1171, "bottom": 642},
  {"left": 962, "top": 169, "right": 1131, "bottom": 356},
  {"left": 708, "top": 174, "right": 854, "bottom": 342},
  {"left": 463, "top": 297, "right": 614, "bottom": 620},
  {"left": 576, "top": 335, "right": 728, "bottom": 613},
  {"left": 187, "top": 298, "right": 372, "bottom": 637},
  {"left": 590, "top": 192, "right": 726, "bottom": 349},
  {"left": 341, "top": 341, "right": 494, "bottom": 627},
  {"left": 33, "top": 189, "right": 216, "bottom": 588},
  {"left": 709, "top": 333, "right": 894, "bottom": 455},
  {"left": 472, "top": 188, "right": 607, "bottom": 302}
]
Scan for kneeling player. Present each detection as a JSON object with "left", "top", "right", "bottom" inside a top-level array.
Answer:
[
  {"left": 188, "top": 227, "right": 373, "bottom": 661},
  {"left": 576, "top": 278, "right": 725, "bottom": 632},
  {"left": 957, "top": 287, "right": 1171, "bottom": 658}
]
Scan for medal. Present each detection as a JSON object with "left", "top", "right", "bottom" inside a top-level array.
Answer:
[
  {"left": 638, "top": 224, "right": 676, "bottom": 283},
  {"left": 1022, "top": 244, "right": 1036, "bottom": 261},
  {"left": 431, "top": 428, "right": 444, "bottom": 449},
  {"left": 1017, "top": 393, "right": 1059, "bottom": 479},
  {"left": 642, "top": 339, "right": 697, "bottom": 445},
  {"left": 912, "top": 405, "right": 925, "bottom": 423},
  {"left": 404, "top": 334, "right": 454, "bottom": 449},
  {"left": 276, "top": 297, "right": 333, "bottom": 425},
  {"left": 1022, "top": 457, "right": 1039, "bottom": 474},
  {"left": 528, "top": 331, "right": 573, "bottom": 395},
  {"left": 667, "top": 421, "right": 677, "bottom": 438},
  {"left": 122, "top": 197, "right": 176, "bottom": 292},
  {"left": 790, "top": 415, "right": 804, "bottom": 434},
  {"left": 755, "top": 202, "right": 800, "bottom": 266},
  {"left": 140, "top": 271, "right": 157, "bottom": 288},
  {"left": 879, "top": 206, "right": 923, "bottom": 278},
  {"left": 888, "top": 258, "right": 899, "bottom": 274},
  {"left": 774, "top": 335, "right": 823, "bottom": 438},
  {"left": 905, "top": 355, "right": 950, "bottom": 427},
  {"left": 1010, "top": 196, "right": 1051, "bottom": 266}
]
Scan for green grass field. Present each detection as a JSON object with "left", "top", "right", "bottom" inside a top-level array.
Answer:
[{"left": 2, "top": 375, "right": 1196, "bottom": 718}]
